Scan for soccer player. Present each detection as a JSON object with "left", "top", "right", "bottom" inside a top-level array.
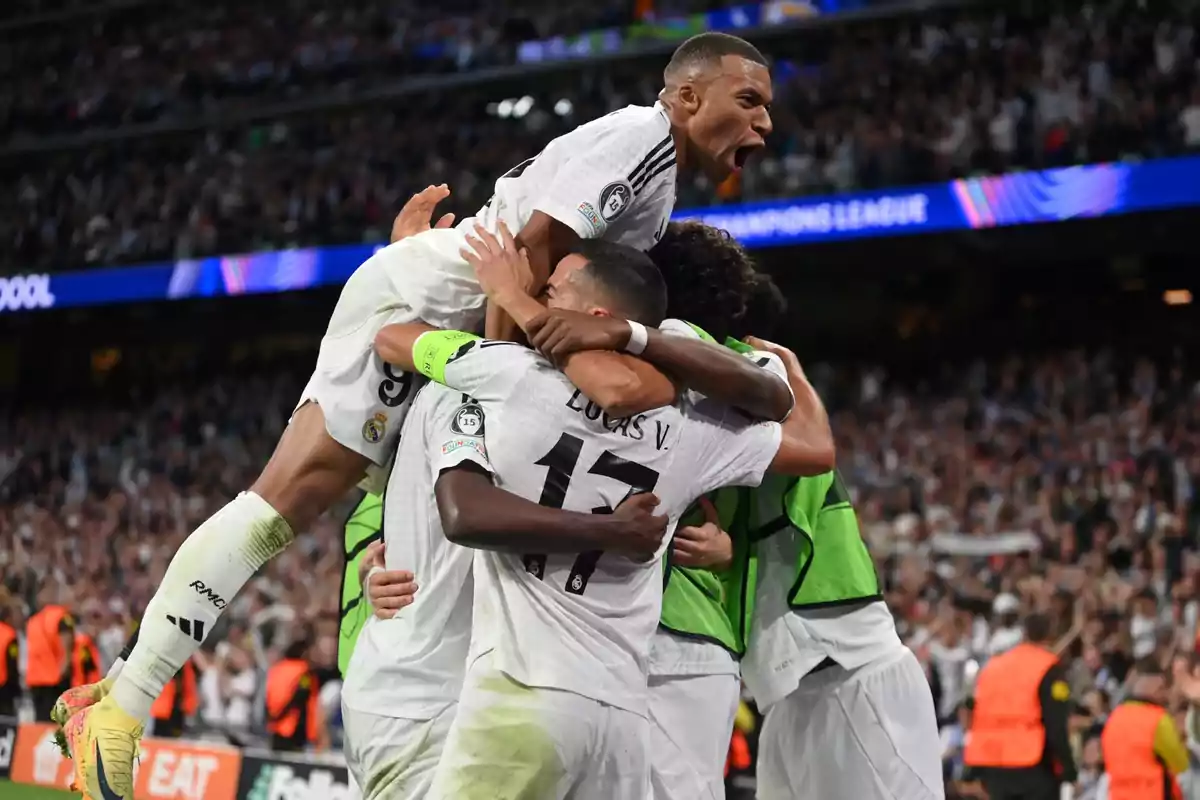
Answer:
[
  {"left": 62, "top": 32, "right": 776, "bottom": 798},
  {"left": 341, "top": 373, "right": 669, "bottom": 799},
  {"left": 534, "top": 296, "right": 945, "bottom": 799},
  {"left": 346, "top": 221, "right": 793, "bottom": 799},
  {"left": 370, "top": 228, "right": 830, "bottom": 799}
]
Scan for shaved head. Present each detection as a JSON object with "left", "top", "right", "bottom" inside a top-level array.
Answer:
[{"left": 664, "top": 32, "right": 768, "bottom": 86}]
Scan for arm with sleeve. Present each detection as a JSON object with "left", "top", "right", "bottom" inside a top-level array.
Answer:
[
  {"left": 1152, "top": 711, "right": 1190, "bottom": 775},
  {"left": 533, "top": 121, "right": 673, "bottom": 243},
  {"left": 411, "top": 330, "right": 538, "bottom": 403},
  {"left": 656, "top": 318, "right": 794, "bottom": 420},
  {"left": 1037, "top": 664, "right": 1078, "bottom": 782}
]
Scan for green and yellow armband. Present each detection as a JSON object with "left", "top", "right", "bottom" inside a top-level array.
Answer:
[{"left": 413, "top": 330, "right": 481, "bottom": 385}]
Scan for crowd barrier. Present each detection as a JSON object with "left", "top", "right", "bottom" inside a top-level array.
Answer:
[{"left": 0, "top": 718, "right": 360, "bottom": 799}]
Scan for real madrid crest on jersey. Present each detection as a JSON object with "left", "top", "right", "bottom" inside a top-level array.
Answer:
[
  {"left": 451, "top": 403, "right": 485, "bottom": 437},
  {"left": 361, "top": 412, "right": 388, "bottom": 443},
  {"left": 599, "top": 180, "right": 632, "bottom": 222}
]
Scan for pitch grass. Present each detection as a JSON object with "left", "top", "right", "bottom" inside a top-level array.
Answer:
[{"left": 0, "top": 779, "right": 78, "bottom": 798}]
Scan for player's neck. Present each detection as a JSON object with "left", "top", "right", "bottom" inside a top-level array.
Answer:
[{"left": 657, "top": 98, "right": 690, "bottom": 173}]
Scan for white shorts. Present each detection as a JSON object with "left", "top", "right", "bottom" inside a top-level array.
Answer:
[
  {"left": 648, "top": 672, "right": 740, "bottom": 800},
  {"left": 343, "top": 703, "right": 455, "bottom": 800},
  {"left": 427, "top": 651, "right": 650, "bottom": 800},
  {"left": 295, "top": 228, "right": 486, "bottom": 476},
  {"left": 757, "top": 647, "right": 944, "bottom": 800}
]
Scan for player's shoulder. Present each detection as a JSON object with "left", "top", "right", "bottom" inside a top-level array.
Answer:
[{"left": 569, "top": 103, "right": 672, "bottom": 156}]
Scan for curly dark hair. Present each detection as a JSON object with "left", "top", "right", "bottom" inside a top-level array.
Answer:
[
  {"left": 730, "top": 271, "right": 787, "bottom": 342},
  {"left": 648, "top": 221, "right": 758, "bottom": 342}
]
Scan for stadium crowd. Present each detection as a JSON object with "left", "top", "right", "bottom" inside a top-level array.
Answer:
[
  {"left": 3, "top": 341, "right": 1199, "bottom": 792},
  {"left": 5, "top": 1, "right": 1200, "bottom": 273}
]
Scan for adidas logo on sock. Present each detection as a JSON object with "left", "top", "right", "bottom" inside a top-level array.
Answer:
[{"left": 165, "top": 615, "right": 205, "bottom": 642}]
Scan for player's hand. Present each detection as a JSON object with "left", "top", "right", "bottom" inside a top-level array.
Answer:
[
  {"left": 609, "top": 492, "right": 668, "bottom": 562},
  {"left": 744, "top": 336, "right": 804, "bottom": 378},
  {"left": 358, "top": 542, "right": 419, "bottom": 619},
  {"left": 391, "top": 184, "right": 455, "bottom": 243},
  {"left": 461, "top": 221, "right": 534, "bottom": 302},
  {"left": 671, "top": 497, "right": 734, "bottom": 570},
  {"left": 526, "top": 309, "right": 631, "bottom": 363}
]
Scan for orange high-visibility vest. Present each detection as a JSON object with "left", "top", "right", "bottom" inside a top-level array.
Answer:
[
  {"left": 964, "top": 642, "right": 1060, "bottom": 768},
  {"left": 71, "top": 632, "right": 101, "bottom": 687},
  {"left": 0, "top": 622, "right": 16, "bottom": 688},
  {"left": 151, "top": 660, "right": 199, "bottom": 721},
  {"left": 25, "top": 605, "right": 71, "bottom": 687},
  {"left": 1102, "top": 702, "right": 1182, "bottom": 800},
  {"left": 265, "top": 658, "right": 318, "bottom": 742},
  {"left": 725, "top": 728, "right": 752, "bottom": 776}
]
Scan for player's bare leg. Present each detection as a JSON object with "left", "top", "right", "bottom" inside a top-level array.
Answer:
[
  {"left": 63, "top": 405, "right": 377, "bottom": 797},
  {"left": 111, "top": 401, "right": 366, "bottom": 718}
]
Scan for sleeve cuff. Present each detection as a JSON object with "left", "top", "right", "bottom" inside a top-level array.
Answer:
[{"left": 534, "top": 199, "right": 606, "bottom": 240}]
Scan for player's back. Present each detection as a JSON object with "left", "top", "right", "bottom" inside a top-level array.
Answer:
[
  {"left": 352, "top": 104, "right": 677, "bottom": 335},
  {"left": 452, "top": 344, "right": 778, "bottom": 717},
  {"left": 341, "top": 383, "right": 482, "bottom": 720},
  {"left": 468, "top": 353, "right": 689, "bottom": 715},
  {"left": 470, "top": 103, "right": 677, "bottom": 251}
]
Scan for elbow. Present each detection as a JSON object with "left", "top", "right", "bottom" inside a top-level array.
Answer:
[
  {"left": 587, "top": 375, "right": 649, "bottom": 419},
  {"left": 436, "top": 495, "right": 480, "bottom": 546},
  {"left": 804, "top": 440, "right": 838, "bottom": 476},
  {"left": 779, "top": 431, "right": 837, "bottom": 477},
  {"left": 434, "top": 478, "right": 474, "bottom": 545},
  {"left": 373, "top": 327, "right": 403, "bottom": 365}
]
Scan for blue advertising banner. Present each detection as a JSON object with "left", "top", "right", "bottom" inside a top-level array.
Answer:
[{"left": 2, "top": 156, "right": 1197, "bottom": 315}]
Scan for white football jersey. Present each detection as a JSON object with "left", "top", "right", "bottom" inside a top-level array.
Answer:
[
  {"left": 341, "top": 382, "right": 491, "bottom": 720},
  {"left": 470, "top": 104, "right": 678, "bottom": 251},
  {"left": 425, "top": 335, "right": 781, "bottom": 716}
]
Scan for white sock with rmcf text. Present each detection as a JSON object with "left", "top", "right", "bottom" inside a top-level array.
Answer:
[{"left": 109, "top": 491, "right": 293, "bottom": 721}]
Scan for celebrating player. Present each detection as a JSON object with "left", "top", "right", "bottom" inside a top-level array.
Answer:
[
  {"left": 537, "top": 295, "right": 945, "bottom": 799},
  {"left": 61, "top": 32, "right": 776, "bottom": 799},
  {"left": 342, "top": 220, "right": 796, "bottom": 799},
  {"left": 365, "top": 224, "right": 829, "bottom": 799}
]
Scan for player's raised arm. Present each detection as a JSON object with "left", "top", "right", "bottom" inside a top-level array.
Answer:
[
  {"left": 749, "top": 337, "right": 835, "bottom": 477},
  {"left": 527, "top": 311, "right": 792, "bottom": 421},
  {"left": 435, "top": 465, "right": 666, "bottom": 560},
  {"left": 461, "top": 223, "right": 677, "bottom": 417}
]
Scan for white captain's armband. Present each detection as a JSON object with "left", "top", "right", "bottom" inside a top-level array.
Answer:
[{"left": 412, "top": 330, "right": 481, "bottom": 385}]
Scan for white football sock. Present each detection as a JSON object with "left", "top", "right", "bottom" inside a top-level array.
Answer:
[{"left": 110, "top": 491, "right": 293, "bottom": 720}]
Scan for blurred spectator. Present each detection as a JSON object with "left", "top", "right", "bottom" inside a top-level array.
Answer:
[{"left": 4, "top": 2, "right": 1199, "bottom": 273}]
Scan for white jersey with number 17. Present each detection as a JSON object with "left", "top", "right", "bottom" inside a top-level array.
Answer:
[{"left": 411, "top": 331, "right": 782, "bottom": 717}]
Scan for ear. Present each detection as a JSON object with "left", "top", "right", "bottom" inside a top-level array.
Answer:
[{"left": 676, "top": 82, "right": 702, "bottom": 114}]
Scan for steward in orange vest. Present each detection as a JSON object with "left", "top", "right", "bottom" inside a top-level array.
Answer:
[
  {"left": 25, "top": 603, "right": 76, "bottom": 721},
  {"left": 72, "top": 631, "right": 102, "bottom": 688},
  {"left": 151, "top": 659, "right": 199, "bottom": 739},
  {"left": 0, "top": 614, "right": 19, "bottom": 717},
  {"left": 964, "top": 612, "right": 1076, "bottom": 800},
  {"left": 265, "top": 640, "right": 324, "bottom": 752},
  {"left": 1101, "top": 661, "right": 1186, "bottom": 800}
]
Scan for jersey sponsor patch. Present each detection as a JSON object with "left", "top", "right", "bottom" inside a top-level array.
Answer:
[
  {"left": 599, "top": 180, "right": 632, "bottom": 222},
  {"left": 451, "top": 403, "right": 485, "bottom": 437},
  {"left": 576, "top": 201, "right": 604, "bottom": 236},
  {"left": 1050, "top": 680, "right": 1070, "bottom": 701}
]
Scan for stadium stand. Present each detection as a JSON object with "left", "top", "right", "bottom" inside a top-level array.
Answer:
[
  {"left": 2, "top": 1, "right": 1200, "bottom": 799},
  {"left": 4, "top": 2, "right": 1200, "bottom": 272}
]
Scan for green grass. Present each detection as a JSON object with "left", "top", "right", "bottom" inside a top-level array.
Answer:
[{"left": 0, "top": 779, "right": 77, "bottom": 798}]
